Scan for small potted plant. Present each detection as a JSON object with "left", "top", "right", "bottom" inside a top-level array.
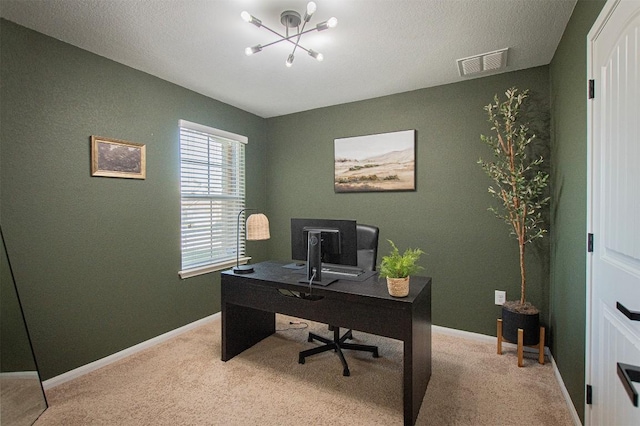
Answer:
[{"left": 379, "top": 240, "right": 424, "bottom": 297}]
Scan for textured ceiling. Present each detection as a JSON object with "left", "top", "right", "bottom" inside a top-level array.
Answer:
[{"left": 0, "top": 0, "right": 577, "bottom": 118}]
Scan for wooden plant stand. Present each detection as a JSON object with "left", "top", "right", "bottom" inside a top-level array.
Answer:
[{"left": 497, "top": 319, "right": 545, "bottom": 367}]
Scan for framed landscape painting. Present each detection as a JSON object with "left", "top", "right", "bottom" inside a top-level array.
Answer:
[
  {"left": 334, "top": 130, "right": 416, "bottom": 193},
  {"left": 91, "top": 136, "right": 146, "bottom": 179}
]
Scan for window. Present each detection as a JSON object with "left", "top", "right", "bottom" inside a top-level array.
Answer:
[{"left": 178, "top": 120, "right": 247, "bottom": 278}]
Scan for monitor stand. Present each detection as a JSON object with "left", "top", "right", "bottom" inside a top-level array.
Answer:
[
  {"left": 298, "top": 277, "right": 336, "bottom": 286},
  {"left": 300, "top": 230, "right": 336, "bottom": 286}
]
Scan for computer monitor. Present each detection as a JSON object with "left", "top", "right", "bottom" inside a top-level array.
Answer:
[{"left": 290, "top": 218, "right": 358, "bottom": 283}]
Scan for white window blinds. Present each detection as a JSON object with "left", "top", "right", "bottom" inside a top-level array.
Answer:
[{"left": 179, "top": 120, "right": 247, "bottom": 278}]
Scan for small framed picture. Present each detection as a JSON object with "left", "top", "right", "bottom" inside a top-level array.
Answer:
[{"left": 91, "top": 136, "right": 146, "bottom": 179}]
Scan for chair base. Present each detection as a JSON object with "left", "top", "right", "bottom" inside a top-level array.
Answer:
[{"left": 298, "top": 327, "right": 379, "bottom": 376}]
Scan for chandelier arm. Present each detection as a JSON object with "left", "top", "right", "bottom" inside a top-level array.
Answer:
[
  {"left": 294, "top": 26, "right": 320, "bottom": 38},
  {"left": 259, "top": 37, "right": 311, "bottom": 54},
  {"left": 260, "top": 24, "right": 289, "bottom": 42},
  {"left": 256, "top": 26, "right": 313, "bottom": 53},
  {"left": 289, "top": 20, "right": 308, "bottom": 57},
  {"left": 253, "top": 21, "right": 320, "bottom": 46},
  {"left": 289, "top": 30, "right": 300, "bottom": 56},
  {"left": 262, "top": 25, "right": 318, "bottom": 43},
  {"left": 295, "top": 44, "right": 310, "bottom": 54}
]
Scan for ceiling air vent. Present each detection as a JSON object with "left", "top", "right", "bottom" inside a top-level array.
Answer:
[{"left": 457, "top": 48, "right": 509, "bottom": 77}]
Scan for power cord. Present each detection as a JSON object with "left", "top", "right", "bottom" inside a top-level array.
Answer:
[
  {"left": 308, "top": 270, "right": 316, "bottom": 294},
  {"left": 277, "top": 321, "right": 309, "bottom": 332}
]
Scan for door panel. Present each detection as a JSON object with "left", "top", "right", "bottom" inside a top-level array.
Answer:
[
  {"left": 587, "top": 0, "right": 640, "bottom": 424},
  {"left": 596, "top": 305, "right": 640, "bottom": 424}
]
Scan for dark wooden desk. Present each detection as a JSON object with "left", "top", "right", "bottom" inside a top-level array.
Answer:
[{"left": 221, "top": 261, "right": 432, "bottom": 426}]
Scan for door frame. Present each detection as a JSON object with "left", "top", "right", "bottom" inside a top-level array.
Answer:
[{"left": 585, "top": 0, "right": 624, "bottom": 423}]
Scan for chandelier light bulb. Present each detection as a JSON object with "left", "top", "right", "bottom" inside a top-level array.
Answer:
[
  {"left": 316, "top": 17, "right": 337, "bottom": 31},
  {"left": 308, "top": 50, "right": 323, "bottom": 61},
  {"left": 245, "top": 45, "right": 262, "bottom": 56},
  {"left": 286, "top": 54, "right": 295, "bottom": 67},
  {"left": 241, "top": 11, "right": 261, "bottom": 27},
  {"left": 304, "top": 2, "right": 317, "bottom": 21},
  {"left": 307, "top": 2, "right": 317, "bottom": 15}
]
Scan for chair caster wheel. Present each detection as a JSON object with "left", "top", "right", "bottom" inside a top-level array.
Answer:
[
  {"left": 299, "top": 357, "right": 305, "bottom": 364},
  {"left": 373, "top": 350, "right": 380, "bottom": 358},
  {"left": 343, "top": 369, "right": 350, "bottom": 377}
]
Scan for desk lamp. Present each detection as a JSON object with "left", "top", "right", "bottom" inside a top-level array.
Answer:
[{"left": 234, "top": 209, "right": 270, "bottom": 274}]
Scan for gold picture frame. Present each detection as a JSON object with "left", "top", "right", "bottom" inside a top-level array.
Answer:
[{"left": 91, "top": 136, "right": 146, "bottom": 179}]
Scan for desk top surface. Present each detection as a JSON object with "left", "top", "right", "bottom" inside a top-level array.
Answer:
[{"left": 222, "top": 260, "right": 431, "bottom": 306}]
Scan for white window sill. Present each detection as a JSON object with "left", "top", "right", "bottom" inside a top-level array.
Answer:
[{"left": 179, "top": 257, "right": 251, "bottom": 279}]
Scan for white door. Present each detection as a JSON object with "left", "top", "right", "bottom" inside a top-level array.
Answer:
[{"left": 587, "top": 0, "right": 640, "bottom": 425}]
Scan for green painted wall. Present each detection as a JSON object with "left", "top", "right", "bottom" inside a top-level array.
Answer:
[
  {"left": 549, "top": 0, "right": 606, "bottom": 421},
  {"left": 0, "top": 20, "right": 268, "bottom": 380},
  {"left": 265, "top": 67, "right": 551, "bottom": 337}
]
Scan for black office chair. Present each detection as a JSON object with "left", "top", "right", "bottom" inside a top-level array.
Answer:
[{"left": 298, "top": 224, "right": 380, "bottom": 376}]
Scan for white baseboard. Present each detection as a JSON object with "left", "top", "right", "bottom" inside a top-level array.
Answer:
[
  {"left": 42, "top": 313, "right": 219, "bottom": 390},
  {"left": 433, "top": 325, "right": 580, "bottom": 425},
  {"left": 0, "top": 371, "right": 41, "bottom": 380},
  {"left": 549, "top": 353, "right": 582, "bottom": 426}
]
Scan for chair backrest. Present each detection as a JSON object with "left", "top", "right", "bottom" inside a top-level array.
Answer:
[{"left": 356, "top": 224, "right": 379, "bottom": 272}]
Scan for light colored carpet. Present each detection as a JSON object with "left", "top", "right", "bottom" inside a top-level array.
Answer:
[
  {"left": 1, "top": 374, "right": 48, "bottom": 426},
  {"left": 35, "top": 315, "right": 573, "bottom": 425}
]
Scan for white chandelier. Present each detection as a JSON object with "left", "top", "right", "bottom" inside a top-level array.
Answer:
[{"left": 241, "top": 2, "right": 337, "bottom": 67}]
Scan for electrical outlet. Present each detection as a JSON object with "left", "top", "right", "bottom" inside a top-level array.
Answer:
[{"left": 495, "top": 290, "right": 506, "bottom": 305}]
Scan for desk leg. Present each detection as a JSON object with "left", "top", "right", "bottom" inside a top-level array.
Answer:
[
  {"left": 403, "top": 340, "right": 415, "bottom": 426},
  {"left": 221, "top": 302, "right": 275, "bottom": 361},
  {"left": 404, "top": 304, "right": 431, "bottom": 425}
]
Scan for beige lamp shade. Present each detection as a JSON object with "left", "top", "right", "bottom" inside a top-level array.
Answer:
[{"left": 246, "top": 213, "right": 270, "bottom": 241}]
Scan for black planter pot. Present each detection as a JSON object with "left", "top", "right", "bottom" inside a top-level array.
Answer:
[{"left": 501, "top": 305, "right": 540, "bottom": 346}]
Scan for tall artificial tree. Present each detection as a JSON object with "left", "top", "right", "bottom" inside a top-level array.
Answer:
[{"left": 478, "top": 88, "right": 550, "bottom": 309}]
